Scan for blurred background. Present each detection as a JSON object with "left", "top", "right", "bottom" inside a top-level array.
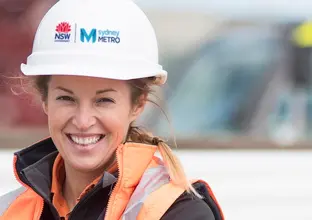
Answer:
[{"left": 1, "top": 0, "right": 312, "bottom": 219}]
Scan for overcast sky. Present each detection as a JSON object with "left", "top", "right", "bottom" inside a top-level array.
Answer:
[{"left": 135, "top": 0, "right": 312, "bottom": 21}]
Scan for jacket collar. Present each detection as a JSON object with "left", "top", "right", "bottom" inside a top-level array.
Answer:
[
  {"left": 14, "top": 138, "right": 59, "bottom": 201},
  {"left": 14, "top": 138, "right": 57, "bottom": 176},
  {"left": 13, "top": 138, "right": 159, "bottom": 202}
]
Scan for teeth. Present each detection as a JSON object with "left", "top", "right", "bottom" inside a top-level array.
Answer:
[{"left": 70, "top": 135, "right": 102, "bottom": 145}]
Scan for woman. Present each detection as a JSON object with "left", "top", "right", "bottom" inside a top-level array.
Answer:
[{"left": 0, "top": 0, "right": 224, "bottom": 219}]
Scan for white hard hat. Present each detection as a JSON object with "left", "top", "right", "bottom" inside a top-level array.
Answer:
[{"left": 20, "top": 0, "right": 167, "bottom": 85}]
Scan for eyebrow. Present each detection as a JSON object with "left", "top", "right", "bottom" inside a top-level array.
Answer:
[
  {"left": 96, "top": 88, "right": 117, "bottom": 94},
  {"left": 55, "top": 86, "right": 116, "bottom": 95},
  {"left": 55, "top": 86, "right": 73, "bottom": 94}
]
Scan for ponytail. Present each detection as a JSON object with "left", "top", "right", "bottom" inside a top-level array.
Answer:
[{"left": 127, "top": 126, "right": 202, "bottom": 198}]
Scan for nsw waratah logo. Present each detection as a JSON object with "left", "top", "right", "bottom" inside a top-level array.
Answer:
[{"left": 54, "top": 22, "right": 71, "bottom": 42}]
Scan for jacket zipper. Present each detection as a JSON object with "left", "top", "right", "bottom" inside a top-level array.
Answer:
[
  {"left": 69, "top": 146, "right": 121, "bottom": 220},
  {"left": 68, "top": 184, "right": 102, "bottom": 220},
  {"left": 104, "top": 145, "right": 123, "bottom": 220},
  {"left": 20, "top": 172, "right": 60, "bottom": 220}
]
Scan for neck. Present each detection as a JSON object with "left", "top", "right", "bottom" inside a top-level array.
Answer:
[
  {"left": 62, "top": 155, "right": 117, "bottom": 210},
  {"left": 62, "top": 163, "right": 103, "bottom": 211}
]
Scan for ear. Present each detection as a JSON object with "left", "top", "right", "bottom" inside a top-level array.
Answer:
[
  {"left": 42, "top": 101, "right": 48, "bottom": 115},
  {"left": 129, "top": 94, "right": 147, "bottom": 121}
]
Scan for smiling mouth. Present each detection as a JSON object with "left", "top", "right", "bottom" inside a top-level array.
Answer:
[{"left": 66, "top": 134, "right": 105, "bottom": 146}]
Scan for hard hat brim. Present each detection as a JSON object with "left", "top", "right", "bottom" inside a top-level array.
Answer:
[{"left": 20, "top": 52, "right": 167, "bottom": 85}]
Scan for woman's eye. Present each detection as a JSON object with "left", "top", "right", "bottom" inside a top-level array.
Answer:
[
  {"left": 96, "top": 98, "right": 115, "bottom": 104},
  {"left": 56, "top": 96, "right": 75, "bottom": 102}
]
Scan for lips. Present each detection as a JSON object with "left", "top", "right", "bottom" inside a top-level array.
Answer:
[{"left": 66, "top": 134, "right": 105, "bottom": 146}]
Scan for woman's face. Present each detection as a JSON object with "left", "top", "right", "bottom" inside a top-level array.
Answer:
[{"left": 43, "top": 75, "right": 145, "bottom": 173}]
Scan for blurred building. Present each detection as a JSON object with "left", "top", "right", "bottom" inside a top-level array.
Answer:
[{"left": 0, "top": 0, "right": 59, "bottom": 128}]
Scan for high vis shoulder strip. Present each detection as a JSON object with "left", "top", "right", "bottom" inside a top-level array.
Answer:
[{"left": 0, "top": 187, "right": 26, "bottom": 216}]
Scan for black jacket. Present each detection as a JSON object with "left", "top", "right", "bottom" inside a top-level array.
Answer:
[{"left": 10, "top": 138, "right": 222, "bottom": 220}]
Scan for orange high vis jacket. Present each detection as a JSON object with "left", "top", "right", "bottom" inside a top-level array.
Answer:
[{"left": 0, "top": 138, "right": 224, "bottom": 220}]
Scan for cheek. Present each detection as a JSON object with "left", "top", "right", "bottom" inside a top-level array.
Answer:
[
  {"left": 46, "top": 104, "right": 73, "bottom": 131},
  {"left": 98, "top": 108, "right": 132, "bottom": 134}
]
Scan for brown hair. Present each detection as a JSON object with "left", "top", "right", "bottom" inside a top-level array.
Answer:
[{"left": 31, "top": 75, "right": 201, "bottom": 198}]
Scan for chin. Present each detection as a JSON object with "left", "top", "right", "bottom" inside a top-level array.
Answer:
[{"left": 67, "top": 157, "right": 104, "bottom": 173}]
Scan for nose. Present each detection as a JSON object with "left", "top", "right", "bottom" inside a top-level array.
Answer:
[{"left": 72, "top": 103, "right": 97, "bottom": 131}]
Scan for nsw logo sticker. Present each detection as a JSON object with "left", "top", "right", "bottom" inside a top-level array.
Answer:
[{"left": 54, "top": 22, "right": 71, "bottom": 42}]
